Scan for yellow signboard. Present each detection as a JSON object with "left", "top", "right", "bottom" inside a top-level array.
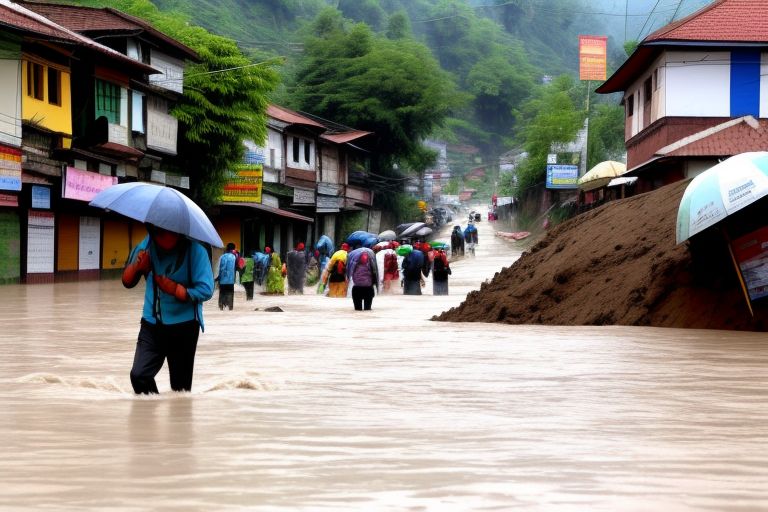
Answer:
[
  {"left": 579, "top": 35, "right": 607, "bottom": 81},
  {"left": 222, "top": 163, "right": 263, "bottom": 203}
]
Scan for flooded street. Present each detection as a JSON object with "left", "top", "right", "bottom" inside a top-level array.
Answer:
[{"left": 2, "top": 219, "right": 768, "bottom": 511}]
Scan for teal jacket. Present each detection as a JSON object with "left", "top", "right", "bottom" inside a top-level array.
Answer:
[{"left": 128, "top": 236, "right": 214, "bottom": 331}]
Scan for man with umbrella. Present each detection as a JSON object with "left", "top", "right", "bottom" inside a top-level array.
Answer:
[
  {"left": 122, "top": 224, "right": 215, "bottom": 394},
  {"left": 90, "top": 182, "right": 219, "bottom": 395}
]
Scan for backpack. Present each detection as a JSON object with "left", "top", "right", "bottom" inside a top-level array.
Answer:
[
  {"left": 352, "top": 259, "right": 373, "bottom": 287},
  {"left": 433, "top": 253, "right": 450, "bottom": 279}
]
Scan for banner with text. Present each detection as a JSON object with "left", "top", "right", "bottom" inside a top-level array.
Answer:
[
  {"left": 546, "top": 164, "right": 579, "bottom": 189},
  {"left": 222, "top": 163, "right": 263, "bottom": 203},
  {"left": 0, "top": 144, "right": 21, "bottom": 191},
  {"left": 579, "top": 35, "right": 607, "bottom": 81},
  {"left": 63, "top": 167, "right": 117, "bottom": 202}
]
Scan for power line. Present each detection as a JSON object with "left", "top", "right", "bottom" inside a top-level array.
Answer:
[{"left": 636, "top": 0, "right": 663, "bottom": 41}]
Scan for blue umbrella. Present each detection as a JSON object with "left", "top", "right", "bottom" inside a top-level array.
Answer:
[{"left": 89, "top": 182, "right": 224, "bottom": 247}]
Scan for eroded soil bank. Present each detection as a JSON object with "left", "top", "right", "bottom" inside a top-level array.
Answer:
[{"left": 436, "top": 180, "right": 768, "bottom": 331}]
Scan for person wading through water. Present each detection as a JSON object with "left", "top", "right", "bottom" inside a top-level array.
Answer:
[{"left": 122, "top": 224, "right": 214, "bottom": 394}]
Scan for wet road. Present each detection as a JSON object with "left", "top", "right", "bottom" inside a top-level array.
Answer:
[{"left": 1, "top": 217, "right": 767, "bottom": 511}]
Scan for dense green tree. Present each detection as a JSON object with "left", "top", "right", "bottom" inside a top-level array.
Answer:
[
  {"left": 587, "top": 103, "right": 626, "bottom": 170},
  {"left": 505, "top": 75, "right": 584, "bottom": 196},
  {"left": 291, "top": 10, "right": 465, "bottom": 175},
  {"left": 385, "top": 10, "right": 412, "bottom": 39}
]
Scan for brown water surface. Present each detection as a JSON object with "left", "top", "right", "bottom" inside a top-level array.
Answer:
[{"left": 1, "top": 217, "right": 767, "bottom": 511}]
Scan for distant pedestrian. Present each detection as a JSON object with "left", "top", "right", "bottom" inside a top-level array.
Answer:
[
  {"left": 451, "top": 226, "right": 464, "bottom": 257},
  {"left": 216, "top": 242, "right": 237, "bottom": 310},
  {"left": 431, "top": 249, "right": 451, "bottom": 295},
  {"left": 347, "top": 248, "right": 378, "bottom": 310},
  {"left": 264, "top": 252, "right": 284, "bottom": 295},
  {"left": 240, "top": 255, "right": 255, "bottom": 300},
  {"left": 379, "top": 244, "right": 400, "bottom": 293},
  {"left": 402, "top": 247, "right": 427, "bottom": 295},
  {"left": 122, "top": 224, "right": 214, "bottom": 394},
  {"left": 252, "top": 247, "right": 271, "bottom": 287},
  {"left": 319, "top": 244, "right": 349, "bottom": 298},
  {"left": 285, "top": 242, "right": 307, "bottom": 294}
]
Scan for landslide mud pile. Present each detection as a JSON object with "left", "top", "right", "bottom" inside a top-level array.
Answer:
[{"left": 435, "top": 180, "right": 768, "bottom": 331}]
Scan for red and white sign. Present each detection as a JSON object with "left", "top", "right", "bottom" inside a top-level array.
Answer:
[{"left": 579, "top": 35, "right": 607, "bottom": 81}]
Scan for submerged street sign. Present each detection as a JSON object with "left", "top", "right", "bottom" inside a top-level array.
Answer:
[{"left": 546, "top": 164, "right": 579, "bottom": 189}]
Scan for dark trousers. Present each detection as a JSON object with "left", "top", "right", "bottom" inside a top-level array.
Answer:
[
  {"left": 219, "top": 283, "right": 234, "bottom": 310},
  {"left": 352, "top": 285, "right": 375, "bottom": 310},
  {"left": 130, "top": 319, "right": 200, "bottom": 394},
  {"left": 243, "top": 281, "right": 254, "bottom": 300}
]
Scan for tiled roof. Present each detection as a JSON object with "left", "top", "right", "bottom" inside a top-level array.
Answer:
[
  {"left": 17, "top": 1, "right": 197, "bottom": 59},
  {"left": 320, "top": 131, "right": 372, "bottom": 144},
  {"left": 267, "top": 105, "right": 325, "bottom": 129},
  {"left": 656, "top": 116, "right": 768, "bottom": 157},
  {"left": 646, "top": 0, "right": 768, "bottom": 43},
  {"left": 0, "top": 0, "right": 156, "bottom": 73},
  {"left": 598, "top": 0, "right": 768, "bottom": 94}
]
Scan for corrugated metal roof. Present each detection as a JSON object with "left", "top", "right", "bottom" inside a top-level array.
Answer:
[
  {"left": 17, "top": 1, "right": 198, "bottom": 60},
  {"left": 267, "top": 104, "right": 325, "bottom": 129},
  {"left": 0, "top": 0, "right": 157, "bottom": 73},
  {"left": 320, "top": 131, "right": 372, "bottom": 144}
]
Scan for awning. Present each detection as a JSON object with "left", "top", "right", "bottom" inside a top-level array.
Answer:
[
  {"left": 222, "top": 202, "right": 314, "bottom": 222},
  {"left": 607, "top": 177, "right": 638, "bottom": 187}
]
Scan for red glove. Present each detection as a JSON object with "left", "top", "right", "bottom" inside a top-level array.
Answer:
[
  {"left": 154, "top": 275, "right": 188, "bottom": 302},
  {"left": 122, "top": 250, "right": 151, "bottom": 288}
]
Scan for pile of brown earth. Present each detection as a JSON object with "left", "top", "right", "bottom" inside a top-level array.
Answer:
[{"left": 435, "top": 180, "right": 768, "bottom": 331}]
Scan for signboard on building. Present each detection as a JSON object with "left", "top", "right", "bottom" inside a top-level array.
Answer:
[
  {"left": 316, "top": 195, "right": 341, "bottom": 212},
  {"left": 546, "top": 164, "right": 579, "bottom": 189},
  {"left": 317, "top": 182, "right": 340, "bottom": 196},
  {"left": 293, "top": 187, "right": 316, "bottom": 205},
  {"left": 62, "top": 167, "right": 117, "bottom": 202},
  {"left": 0, "top": 144, "right": 21, "bottom": 191},
  {"left": 150, "top": 170, "right": 166, "bottom": 184},
  {"left": 579, "top": 35, "right": 607, "bottom": 81},
  {"left": 0, "top": 193, "right": 17, "bottom": 207},
  {"left": 148, "top": 49, "right": 184, "bottom": 94},
  {"left": 222, "top": 163, "right": 263, "bottom": 203},
  {"left": 27, "top": 211, "right": 54, "bottom": 274},
  {"left": 31, "top": 186, "right": 50, "bottom": 209},
  {"left": 147, "top": 108, "right": 178, "bottom": 155},
  {"left": 730, "top": 226, "right": 768, "bottom": 302},
  {"left": 243, "top": 140, "right": 266, "bottom": 165}
]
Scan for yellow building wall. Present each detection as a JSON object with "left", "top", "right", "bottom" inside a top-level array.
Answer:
[{"left": 21, "top": 57, "right": 72, "bottom": 146}]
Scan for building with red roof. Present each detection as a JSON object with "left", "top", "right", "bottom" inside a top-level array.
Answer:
[{"left": 597, "top": 0, "right": 768, "bottom": 193}]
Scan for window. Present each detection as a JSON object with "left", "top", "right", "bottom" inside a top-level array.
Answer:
[
  {"left": 626, "top": 94, "right": 634, "bottom": 117},
  {"left": 304, "top": 139, "right": 310, "bottom": 164},
  {"left": 95, "top": 79, "right": 121, "bottom": 124},
  {"left": 27, "top": 62, "right": 44, "bottom": 100},
  {"left": 644, "top": 77, "right": 652, "bottom": 104},
  {"left": 47, "top": 68, "right": 60, "bottom": 105},
  {"left": 292, "top": 137, "right": 300, "bottom": 163}
]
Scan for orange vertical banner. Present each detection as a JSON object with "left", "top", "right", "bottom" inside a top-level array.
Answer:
[{"left": 579, "top": 35, "right": 607, "bottom": 81}]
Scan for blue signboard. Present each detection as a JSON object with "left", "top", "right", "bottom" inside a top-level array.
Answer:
[
  {"left": 546, "top": 164, "right": 579, "bottom": 189},
  {"left": 31, "top": 186, "right": 50, "bottom": 209}
]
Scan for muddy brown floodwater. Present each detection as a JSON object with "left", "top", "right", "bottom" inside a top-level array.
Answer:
[{"left": 1, "top": 217, "right": 767, "bottom": 511}]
